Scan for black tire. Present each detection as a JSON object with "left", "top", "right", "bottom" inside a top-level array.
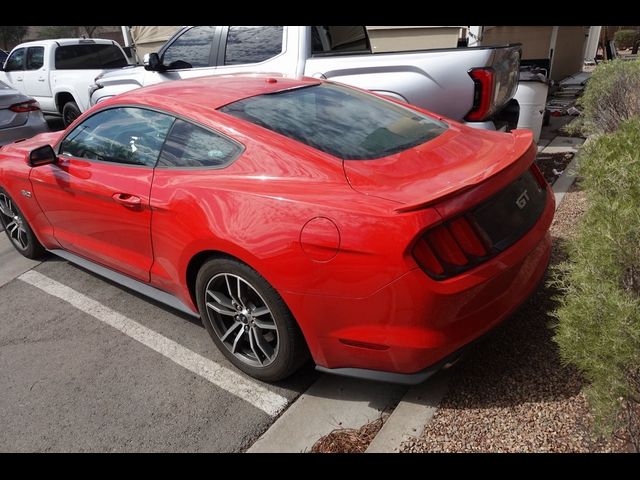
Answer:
[
  {"left": 195, "top": 257, "right": 309, "bottom": 382},
  {"left": 0, "top": 188, "right": 46, "bottom": 259},
  {"left": 62, "top": 100, "right": 81, "bottom": 127}
]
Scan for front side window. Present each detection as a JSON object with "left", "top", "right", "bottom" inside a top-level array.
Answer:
[
  {"left": 220, "top": 83, "right": 447, "bottom": 160},
  {"left": 157, "top": 119, "right": 242, "bottom": 168},
  {"left": 5, "top": 48, "right": 25, "bottom": 71},
  {"left": 162, "top": 26, "right": 215, "bottom": 69},
  {"left": 224, "top": 26, "right": 283, "bottom": 65},
  {"left": 54, "top": 44, "right": 128, "bottom": 69},
  {"left": 59, "top": 107, "right": 175, "bottom": 167},
  {"left": 26, "top": 47, "right": 44, "bottom": 70}
]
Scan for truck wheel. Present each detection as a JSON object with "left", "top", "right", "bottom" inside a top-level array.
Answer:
[{"left": 62, "top": 101, "right": 81, "bottom": 127}]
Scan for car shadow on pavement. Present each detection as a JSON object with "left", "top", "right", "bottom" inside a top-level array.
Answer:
[
  {"left": 437, "top": 234, "right": 585, "bottom": 410},
  {"left": 39, "top": 255, "right": 319, "bottom": 393}
]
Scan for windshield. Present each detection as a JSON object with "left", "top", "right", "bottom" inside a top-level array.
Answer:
[
  {"left": 219, "top": 83, "right": 448, "bottom": 160},
  {"left": 55, "top": 44, "right": 128, "bottom": 70}
]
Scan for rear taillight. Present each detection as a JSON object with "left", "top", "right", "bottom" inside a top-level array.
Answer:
[
  {"left": 530, "top": 163, "right": 548, "bottom": 189},
  {"left": 413, "top": 215, "right": 489, "bottom": 279},
  {"left": 465, "top": 68, "right": 495, "bottom": 122},
  {"left": 412, "top": 165, "right": 549, "bottom": 280},
  {"left": 9, "top": 100, "right": 40, "bottom": 113}
]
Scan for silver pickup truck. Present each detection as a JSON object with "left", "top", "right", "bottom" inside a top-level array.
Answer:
[{"left": 90, "top": 26, "right": 521, "bottom": 130}]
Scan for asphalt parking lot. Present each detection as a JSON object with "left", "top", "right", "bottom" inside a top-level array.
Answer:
[{"left": 0, "top": 235, "right": 318, "bottom": 452}]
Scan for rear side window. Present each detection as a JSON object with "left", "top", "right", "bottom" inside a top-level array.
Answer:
[
  {"left": 4, "top": 48, "right": 25, "bottom": 71},
  {"left": 157, "top": 119, "right": 242, "bottom": 168},
  {"left": 220, "top": 83, "right": 447, "bottom": 160},
  {"left": 26, "top": 47, "right": 44, "bottom": 70},
  {"left": 55, "top": 44, "right": 128, "bottom": 69},
  {"left": 224, "top": 26, "right": 283, "bottom": 65},
  {"left": 311, "top": 26, "right": 370, "bottom": 54}
]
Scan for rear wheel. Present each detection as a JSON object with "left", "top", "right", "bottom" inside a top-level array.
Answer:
[
  {"left": 0, "top": 189, "right": 45, "bottom": 259},
  {"left": 62, "top": 101, "right": 81, "bottom": 127},
  {"left": 195, "top": 258, "right": 309, "bottom": 382}
]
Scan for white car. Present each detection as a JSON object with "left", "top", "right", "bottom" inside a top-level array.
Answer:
[
  {"left": 0, "top": 38, "right": 129, "bottom": 126},
  {"left": 0, "top": 80, "right": 48, "bottom": 147}
]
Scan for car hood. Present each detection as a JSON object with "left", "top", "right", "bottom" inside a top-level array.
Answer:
[
  {"left": 342, "top": 123, "right": 535, "bottom": 209},
  {"left": 96, "top": 65, "right": 146, "bottom": 86}
]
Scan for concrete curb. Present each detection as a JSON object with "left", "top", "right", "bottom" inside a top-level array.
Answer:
[
  {"left": 246, "top": 375, "right": 406, "bottom": 453},
  {"left": 553, "top": 156, "right": 579, "bottom": 211},
  {"left": 365, "top": 371, "right": 449, "bottom": 453}
]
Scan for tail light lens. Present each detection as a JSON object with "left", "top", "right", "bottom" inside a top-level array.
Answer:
[
  {"left": 9, "top": 100, "right": 41, "bottom": 113},
  {"left": 413, "top": 215, "right": 488, "bottom": 279},
  {"left": 530, "top": 163, "right": 548, "bottom": 189},
  {"left": 465, "top": 68, "right": 494, "bottom": 122},
  {"left": 412, "top": 165, "right": 548, "bottom": 280}
]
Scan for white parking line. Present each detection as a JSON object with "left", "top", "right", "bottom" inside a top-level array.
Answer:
[{"left": 18, "top": 269, "right": 288, "bottom": 417}]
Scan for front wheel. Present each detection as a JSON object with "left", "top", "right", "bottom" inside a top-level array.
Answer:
[
  {"left": 62, "top": 101, "right": 81, "bottom": 127},
  {"left": 195, "top": 258, "right": 309, "bottom": 382},
  {"left": 0, "top": 189, "right": 45, "bottom": 259}
]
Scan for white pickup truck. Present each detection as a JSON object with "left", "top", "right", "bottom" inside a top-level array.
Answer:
[
  {"left": 0, "top": 38, "right": 129, "bottom": 126},
  {"left": 90, "top": 26, "right": 522, "bottom": 130}
]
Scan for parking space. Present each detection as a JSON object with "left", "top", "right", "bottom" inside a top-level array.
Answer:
[{"left": 0, "top": 247, "right": 317, "bottom": 452}]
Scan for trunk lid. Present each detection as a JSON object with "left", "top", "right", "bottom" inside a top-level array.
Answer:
[
  {"left": 0, "top": 82, "right": 31, "bottom": 129},
  {"left": 343, "top": 123, "right": 534, "bottom": 209}
]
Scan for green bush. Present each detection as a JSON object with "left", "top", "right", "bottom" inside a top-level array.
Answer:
[
  {"left": 551, "top": 116, "right": 640, "bottom": 451},
  {"left": 566, "top": 59, "right": 640, "bottom": 137},
  {"left": 614, "top": 29, "right": 639, "bottom": 50}
]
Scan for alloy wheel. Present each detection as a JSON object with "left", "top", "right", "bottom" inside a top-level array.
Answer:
[
  {"left": 0, "top": 193, "right": 29, "bottom": 251},
  {"left": 204, "top": 273, "right": 280, "bottom": 368}
]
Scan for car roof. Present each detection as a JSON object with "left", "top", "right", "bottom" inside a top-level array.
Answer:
[
  {"left": 113, "top": 74, "right": 322, "bottom": 112},
  {"left": 12, "top": 38, "right": 119, "bottom": 48}
]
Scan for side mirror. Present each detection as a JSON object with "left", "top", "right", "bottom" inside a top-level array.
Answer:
[
  {"left": 29, "top": 145, "right": 58, "bottom": 167},
  {"left": 144, "top": 52, "right": 165, "bottom": 72}
]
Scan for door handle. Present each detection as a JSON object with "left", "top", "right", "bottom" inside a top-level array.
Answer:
[
  {"left": 112, "top": 193, "right": 142, "bottom": 208},
  {"left": 38, "top": 78, "right": 45, "bottom": 82},
  {"left": 16, "top": 78, "right": 23, "bottom": 82}
]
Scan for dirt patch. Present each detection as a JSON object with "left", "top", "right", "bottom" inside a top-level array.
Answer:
[
  {"left": 310, "top": 415, "right": 388, "bottom": 453},
  {"left": 402, "top": 182, "right": 627, "bottom": 453},
  {"left": 535, "top": 151, "right": 575, "bottom": 185}
]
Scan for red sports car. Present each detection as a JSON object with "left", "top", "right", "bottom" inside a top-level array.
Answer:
[{"left": 0, "top": 75, "right": 554, "bottom": 383}]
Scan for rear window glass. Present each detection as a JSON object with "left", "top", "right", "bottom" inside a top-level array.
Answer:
[
  {"left": 220, "top": 83, "right": 447, "bottom": 160},
  {"left": 55, "top": 44, "right": 128, "bottom": 69}
]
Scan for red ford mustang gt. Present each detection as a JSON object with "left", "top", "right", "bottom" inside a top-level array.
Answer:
[{"left": 0, "top": 75, "right": 554, "bottom": 383}]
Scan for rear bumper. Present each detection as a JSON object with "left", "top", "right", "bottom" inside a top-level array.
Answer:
[
  {"left": 0, "top": 111, "right": 49, "bottom": 146},
  {"left": 285, "top": 189, "right": 554, "bottom": 379}
]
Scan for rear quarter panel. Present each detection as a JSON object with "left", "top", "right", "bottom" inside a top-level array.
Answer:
[{"left": 147, "top": 119, "right": 441, "bottom": 311}]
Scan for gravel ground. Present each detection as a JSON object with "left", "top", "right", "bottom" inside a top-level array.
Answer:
[{"left": 402, "top": 182, "right": 627, "bottom": 453}]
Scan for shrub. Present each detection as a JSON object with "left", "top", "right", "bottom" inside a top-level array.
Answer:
[
  {"left": 551, "top": 116, "right": 640, "bottom": 451},
  {"left": 566, "top": 59, "right": 640, "bottom": 136},
  {"left": 614, "top": 29, "right": 639, "bottom": 50}
]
